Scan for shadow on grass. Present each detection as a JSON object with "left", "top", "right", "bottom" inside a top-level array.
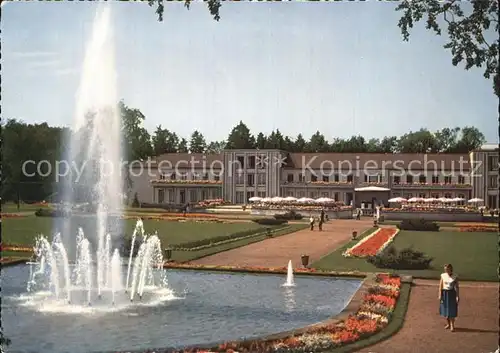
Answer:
[{"left": 327, "top": 282, "right": 412, "bottom": 353}]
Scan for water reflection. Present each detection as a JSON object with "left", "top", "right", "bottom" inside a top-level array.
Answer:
[{"left": 283, "top": 287, "right": 296, "bottom": 311}]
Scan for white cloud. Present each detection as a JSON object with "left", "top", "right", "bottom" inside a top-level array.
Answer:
[
  {"left": 26, "top": 59, "right": 60, "bottom": 69},
  {"left": 55, "top": 67, "right": 79, "bottom": 76}
]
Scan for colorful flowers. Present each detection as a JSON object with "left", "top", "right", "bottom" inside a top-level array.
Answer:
[
  {"left": 0, "top": 213, "right": 28, "bottom": 218},
  {"left": 1, "top": 244, "right": 33, "bottom": 253},
  {"left": 343, "top": 228, "right": 399, "bottom": 258},
  {"left": 459, "top": 225, "right": 499, "bottom": 232},
  {"left": 150, "top": 179, "right": 222, "bottom": 185}
]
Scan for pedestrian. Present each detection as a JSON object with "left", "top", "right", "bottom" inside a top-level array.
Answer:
[
  {"left": 318, "top": 219, "right": 323, "bottom": 231},
  {"left": 439, "top": 263, "right": 459, "bottom": 332},
  {"left": 309, "top": 215, "right": 315, "bottom": 230}
]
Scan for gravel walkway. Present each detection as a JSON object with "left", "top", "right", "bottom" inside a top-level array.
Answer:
[
  {"left": 358, "top": 280, "right": 499, "bottom": 353},
  {"left": 190, "top": 219, "right": 373, "bottom": 268}
]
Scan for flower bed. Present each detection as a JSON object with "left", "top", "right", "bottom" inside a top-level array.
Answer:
[
  {"left": 147, "top": 273, "right": 402, "bottom": 353},
  {"left": 459, "top": 225, "right": 499, "bottom": 232},
  {"left": 1, "top": 244, "right": 33, "bottom": 253},
  {"left": 343, "top": 228, "right": 399, "bottom": 258},
  {"left": 122, "top": 213, "right": 220, "bottom": 221},
  {"left": 0, "top": 213, "right": 28, "bottom": 218}
]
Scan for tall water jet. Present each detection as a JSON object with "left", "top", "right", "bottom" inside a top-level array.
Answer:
[
  {"left": 283, "top": 260, "right": 295, "bottom": 287},
  {"left": 125, "top": 219, "right": 143, "bottom": 292},
  {"left": 110, "top": 249, "right": 121, "bottom": 305},
  {"left": 54, "top": 240, "right": 72, "bottom": 304},
  {"left": 56, "top": 3, "right": 123, "bottom": 260}
]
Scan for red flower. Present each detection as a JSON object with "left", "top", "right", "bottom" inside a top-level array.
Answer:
[
  {"left": 349, "top": 229, "right": 398, "bottom": 257},
  {"left": 364, "top": 294, "right": 397, "bottom": 308},
  {"left": 344, "top": 316, "right": 380, "bottom": 334}
]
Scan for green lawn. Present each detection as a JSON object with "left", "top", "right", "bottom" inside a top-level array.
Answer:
[
  {"left": 313, "top": 229, "right": 498, "bottom": 281},
  {"left": 1, "top": 202, "right": 44, "bottom": 213},
  {"left": 2, "top": 216, "right": 267, "bottom": 247}
]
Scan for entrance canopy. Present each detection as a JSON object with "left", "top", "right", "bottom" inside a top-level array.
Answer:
[{"left": 354, "top": 186, "right": 390, "bottom": 192}]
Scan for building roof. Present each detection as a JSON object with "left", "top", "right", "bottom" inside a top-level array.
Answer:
[
  {"left": 135, "top": 151, "right": 471, "bottom": 171},
  {"left": 285, "top": 152, "right": 469, "bottom": 170},
  {"left": 476, "top": 143, "right": 499, "bottom": 151}
]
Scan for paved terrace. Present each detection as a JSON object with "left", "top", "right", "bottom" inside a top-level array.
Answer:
[{"left": 190, "top": 219, "right": 374, "bottom": 267}]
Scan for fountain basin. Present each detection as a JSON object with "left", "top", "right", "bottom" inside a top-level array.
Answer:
[{"left": 2, "top": 265, "right": 362, "bottom": 353}]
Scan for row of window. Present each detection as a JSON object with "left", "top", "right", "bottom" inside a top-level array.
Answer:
[
  {"left": 285, "top": 174, "right": 466, "bottom": 184},
  {"left": 157, "top": 188, "right": 222, "bottom": 203},
  {"left": 488, "top": 155, "right": 499, "bottom": 171},
  {"left": 159, "top": 173, "right": 220, "bottom": 181},
  {"left": 392, "top": 192, "right": 466, "bottom": 199}
]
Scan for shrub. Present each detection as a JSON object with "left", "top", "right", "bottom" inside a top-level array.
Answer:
[
  {"left": 35, "top": 208, "right": 69, "bottom": 218},
  {"left": 253, "top": 218, "right": 288, "bottom": 225},
  {"left": 120, "top": 234, "right": 144, "bottom": 257},
  {"left": 367, "top": 245, "right": 433, "bottom": 270},
  {"left": 274, "top": 210, "right": 303, "bottom": 220},
  {"left": 397, "top": 219, "right": 440, "bottom": 231}
]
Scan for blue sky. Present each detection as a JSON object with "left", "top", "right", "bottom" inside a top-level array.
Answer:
[{"left": 2, "top": 1, "right": 498, "bottom": 142}]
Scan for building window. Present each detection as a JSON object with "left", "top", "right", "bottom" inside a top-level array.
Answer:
[
  {"left": 457, "top": 193, "right": 465, "bottom": 200},
  {"left": 158, "top": 189, "right": 165, "bottom": 203},
  {"left": 488, "top": 155, "right": 499, "bottom": 171},
  {"left": 190, "top": 190, "right": 197, "bottom": 202},
  {"left": 258, "top": 173, "right": 266, "bottom": 185},
  {"left": 287, "top": 174, "right": 294, "bottom": 183},
  {"left": 393, "top": 176, "right": 400, "bottom": 184},
  {"left": 418, "top": 175, "right": 426, "bottom": 183},
  {"left": 237, "top": 156, "right": 245, "bottom": 169},
  {"left": 321, "top": 192, "right": 329, "bottom": 197},
  {"left": 236, "top": 191, "right": 244, "bottom": 204},
  {"left": 309, "top": 191, "right": 316, "bottom": 198},
  {"left": 311, "top": 174, "right": 318, "bottom": 182},
  {"left": 432, "top": 175, "right": 439, "bottom": 184},
  {"left": 431, "top": 193, "right": 439, "bottom": 198},
  {"left": 444, "top": 176, "right": 452, "bottom": 184},
  {"left": 248, "top": 156, "right": 256, "bottom": 169},
  {"left": 214, "top": 174, "right": 220, "bottom": 181},
  {"left": 406, "top": 175, "right": 413, "bottom": 184},
  {"left": 159, "top": 173, "right": 167, "bottom": 180},
  {"left": 488, "top": 175, "right": 498, "bottom": 189},
  {"left": 181, "top": 173, "right": 187, "bottom": 180},
  {"left": 168, "top": 190, "right": 175, "bottom": 203},
  {"left": 203, "top": 173, "right": 208, "bottom": 180},
  {"left": 247, "top": 174, "right": 254, "bottom": 186},
  {"left": 404, "top": 193, "right": 413, "bottom": 199},
  {"left": 299, "top": 173, "right": 305, "bottom": 182},
  {"left": 458, "top": 175, "right": 465, "bottom": 184},
  {"left": 418, "top": 193, "right": 426, "bottom": 198},
  {"left": 257, "top": 155, "right": 266, "bottom": 169},
  {"left": 298, "top": 191, "right": 305, "bottom": 198},
  {"left": 444, "top": 192, "right": 452, "bottom": 198},
  {"left": 347, "top": 175, "right": 353, "bottom": 183},
  {"left": 322, "top": 175, "right": 329, "bottom": 182},
  {"left": 287, "top": 191, "right": 295, "bottom": 197},
  {"left": 236, "top": 174, "right": 244, "bottom": 185},
  {"left": 392, "top": 192, "right": 401, "bottom": 197},
  {"left": 488, "top": 195, "right": 498, "bottom": 208},
  {"left": 368, "top": 175, "right": 380, "bottom": 183},
  {"left": 334, "top": 192, "right": 339, "bottom": 201},
  {"left": 258, "top": 191, "right": 266, "bottom": 198},
  {"left": 191, "top": 173, "right": 198, "bottom": 180}
]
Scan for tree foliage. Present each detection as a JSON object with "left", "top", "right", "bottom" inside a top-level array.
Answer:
[
  {"left": 1, "top": 98, "right": 488, "bottom": 204},
  {"left": 396, "top": 0, "right": 499, "bottom": 96}
]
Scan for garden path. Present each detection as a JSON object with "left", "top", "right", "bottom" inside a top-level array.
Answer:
[
  {"left": 189, "top": 219, "right": 374, "bottom": 268},
  {"left": 358, "top": 279, "right": 499, "bottom": 353}
]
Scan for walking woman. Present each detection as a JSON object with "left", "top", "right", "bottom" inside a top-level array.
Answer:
[{"left": 439, "top": 264, "right": 459, "bottom": 331}]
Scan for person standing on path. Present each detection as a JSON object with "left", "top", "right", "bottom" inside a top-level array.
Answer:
[
  {"left": 309, "top": 215, "right": 315, "bottom": 230},
  {"left": 439, "top": 263, "right": 459, "bottom": 331},
  {"left": 318, "top": 209, "right": 324, "bottom": 231}
]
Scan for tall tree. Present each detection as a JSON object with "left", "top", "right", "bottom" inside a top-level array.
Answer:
[
  {"left": 293, "top": 134, "right": 308, "bottom": 152},
  {"left": 225, "top": 121, "right": 256, "bottom": 149},
  {"left": 151, "top": 125, "right": 178, "bottom": 154},
  {"left": 308, "top": 131, "right": 329, "bottom": 152},
  {"left": 177, "top": 138, "right": 189, "bottom": 153},
  {"left": 255, "top": 132, "right": 267, "bottom": 149},
  {"left": 189, "top": 130, "right": 207, "bottom": 153},
  {"left": 120, "top": 101, "right": 153, "bottom": 160},
  {"left": 396, "top": 0, "right": 499, "bottom": 97},
  {"left": 454, "top": 126, "right": 486, "bottom": 152},
  {"left": 206, "top": 140, "right": 225, "bottom": 154}
]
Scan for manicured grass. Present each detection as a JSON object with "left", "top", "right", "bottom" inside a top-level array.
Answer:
[
  {"left": 379, "top": 220, "right": 498, "bottom": 227},
  {"left": 2, "top": 216, "right": 269, "bottom": 247},
  {"left": 312, "top": 229, "right": 498, "bottom": 281},
  {"left": 328, "top": 282, "right": 411, "bottom": 353},
  {"left": 170, "top": 224, "right": 308, "bottom": 262}
]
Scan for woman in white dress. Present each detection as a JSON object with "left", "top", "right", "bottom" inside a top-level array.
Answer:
[{"left": 438, "top": 263, "right": 459, "bottom": 331}]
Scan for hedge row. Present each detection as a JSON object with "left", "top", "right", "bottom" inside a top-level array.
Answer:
[{"left": 170, "top": 224, "right": 286, "bottom": 249}]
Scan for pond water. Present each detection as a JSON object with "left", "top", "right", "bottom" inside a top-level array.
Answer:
[{"left": 2, "top": 265, "right": 361, "bottom": 353}]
